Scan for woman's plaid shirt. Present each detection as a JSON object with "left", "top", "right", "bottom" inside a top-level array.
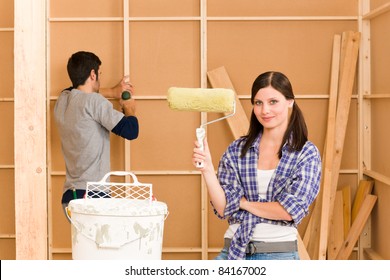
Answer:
[{"left": 215, "top": 133, "right": 322, "bottom": 260}]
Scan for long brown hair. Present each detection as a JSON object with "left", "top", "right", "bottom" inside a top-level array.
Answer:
[{"left": 241, "top": 71, "right": 308, "bottom": 158}]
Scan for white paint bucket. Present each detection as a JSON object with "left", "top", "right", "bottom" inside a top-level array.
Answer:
[{"left": 68, "top": 198, "right": 168, "bottom": 260}]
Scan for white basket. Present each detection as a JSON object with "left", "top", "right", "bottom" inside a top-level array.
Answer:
[
  {"left": 68, "top": 171, "right": 168, "bottom": 259},
  {"left": 85, "top": 171, "right": 153, "bottom": 212}
]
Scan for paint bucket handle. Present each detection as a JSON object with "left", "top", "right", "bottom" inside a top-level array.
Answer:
[{"left": 99, "top": 171, "right": 140, "bottom": 184}]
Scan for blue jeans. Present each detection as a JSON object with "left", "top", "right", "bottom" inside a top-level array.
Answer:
[{"left": 214, "top": 247, "right": 300, "bottom": 260}]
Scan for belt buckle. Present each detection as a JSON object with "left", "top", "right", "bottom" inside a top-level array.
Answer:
[{"left": 247, "top": 241, "right": 257, "bottom": 255}]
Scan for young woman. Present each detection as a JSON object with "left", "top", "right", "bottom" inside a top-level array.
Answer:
[{"left": 192, "top": 71, "right": 321, "bottom": 260}]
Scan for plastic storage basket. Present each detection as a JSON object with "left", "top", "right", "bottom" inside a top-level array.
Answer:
[{"left": 68, "top": 171, "right": 168, "bottom": 260}]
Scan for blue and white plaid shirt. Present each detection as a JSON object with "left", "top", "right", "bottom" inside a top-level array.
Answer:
[{"left": 216, "top": 133, "right": 322, "bottom": 260}]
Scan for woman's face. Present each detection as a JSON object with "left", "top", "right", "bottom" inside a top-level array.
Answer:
[{"left": 253, "top": 86, "right": 294, "bottom": 131}]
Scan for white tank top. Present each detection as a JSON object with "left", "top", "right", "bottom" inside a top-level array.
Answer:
[{"left": 224, "top": 169, "right": 297, "bottom": 242}]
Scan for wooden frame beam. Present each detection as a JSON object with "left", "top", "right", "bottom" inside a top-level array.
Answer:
[{"left": 14, "top": 0, "right": 47, "bottom": 259}]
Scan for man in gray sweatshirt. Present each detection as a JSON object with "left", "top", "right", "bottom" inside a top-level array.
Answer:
[{"left": 54, "top": 51, "right": 139, "bottom": 219}]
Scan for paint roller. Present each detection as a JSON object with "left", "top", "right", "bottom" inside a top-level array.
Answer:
[{"left": 167, "top": 87, "right": 236, "bottom": 168}]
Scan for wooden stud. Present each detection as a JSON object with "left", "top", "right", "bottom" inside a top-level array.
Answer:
[
  {"left": 341, "top": 185, "right": 352, "bottom": 238},
  {"left": 305, "top": 33, "right": 341, "bottom": 259},
  {"left": 364, "top": 170, "right": 390, "bottom": 186},
  {"left": 200, "top": 0, "right": 209, "bottom": 260},
  {"left": 327, "top": 190, "right": 344, "bottom": 259},
  {"left": 305, "top": 31, "right": 360, "bottom": 260},
  {"left": 317, "top": 33, "right": 344, "bottom": 260},
  {"left": 14, "top": 0, "right": 47, "bottom": 259},
  {"left": 323, "top": 31, "right": 360, "bottom": 259},
  {"left": 358, "top": 0, "right": 373, "bottom": 261},
  {"left": 297, "top": 235, "right": 310, "bottom": 260},
  {"left": 352, "top": 180, "right": 374, "bottom": 222},
  {"left": 122, "top": 0, "right": 132, "bottom": 182},
  {"left": 335, "top": 195, "right": 377, "bottom": 260}
]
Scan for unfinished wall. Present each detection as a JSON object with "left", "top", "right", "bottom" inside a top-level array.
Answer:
[
  {"left": 363, "top": 0, "right": 390, "bottom": 259},
  {"left": 46, "top": 0, "right": 359, "bottom": 260},
  {"left": 0, "top": 0, "right": 15, "bottom": 260},
  {"left": 3, "top": 0, "right": 389, "bottom": 260}
]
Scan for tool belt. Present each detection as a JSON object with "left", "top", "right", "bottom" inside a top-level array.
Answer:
[{"left": 224, "top": 238, "right": 298, "bottom": 255}]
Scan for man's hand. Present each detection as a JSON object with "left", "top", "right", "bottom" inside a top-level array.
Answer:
[{"left": 100, "top": 75, "right": 134, "bottom": 99}]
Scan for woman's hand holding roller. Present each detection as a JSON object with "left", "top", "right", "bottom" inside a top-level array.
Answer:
[
  {"left": 193, "top": 137, "right": 226, "bottom": 216},
  {"left": 193, "top": 138, "right": 213, "bottom": 172}
]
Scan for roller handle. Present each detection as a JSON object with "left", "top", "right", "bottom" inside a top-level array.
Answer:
[
  {"left": 196, "top": 127, "right": 205, "bottom": 168},
  {"left": 121, "top": 90, "right": 131, "bottom": 100}
]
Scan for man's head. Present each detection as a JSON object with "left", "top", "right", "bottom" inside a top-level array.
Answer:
[{"left": 67, "top": 51, "right": 101, "bottom": 89}]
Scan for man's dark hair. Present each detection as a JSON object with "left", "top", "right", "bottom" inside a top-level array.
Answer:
[{"left": 67, "top": 51, "right": 101, "bottom": 88}]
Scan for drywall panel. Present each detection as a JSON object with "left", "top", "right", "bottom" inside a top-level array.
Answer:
[
  {"left": 52, "top": 253, "right": 71, "bottom": 260},
  {"left": 298, "top": 99, "right": 328, "bottom": 153},
  {"left": 0, "top": 239, "right": 15, "bottom": 260},
  {"left": 208, "top": 252, "right": 219, "bottom": 260},
  {"left": 338, "top": 174, "right": 359, "bottom": 201},
  {"left": 0, "top": 33, "right": 13, "bottom": 98},
  {"left": 0, "top": 170, "right": 15, "bottom": 233},
  {"left": 129, "top": 21, "right": 201, "bottom": 95},
  {"left": 208, "top": 0, "right": 358, "bottom": 17},
  {"left": 49, "top": 22, "right": 124, "bottom": 96},
  {"left": 371, "top": 181, "right": 390, "bottom": 259},
  {"left": 0, "top": 0, "right": 13, "bottom": 27},
  {"left": 208, "top": 201, "right": 229, "bottom": 248},
  {"left": 163, "top": 252, "right": 202, "bottom": 260},
  {"left": 206, "top": 112, "right": 240, "bottom": 167},
  {"left": 371, "top": 13, "right": 390, "bottom": 93},
  {"left": 208, "top": 21, "right": 357, "bottom": 95},
  {"left": 0, "top": 0, "right": 14, "bottom": 261},
  {"left": 340, "top": 99, "right": 359, "bottom": 169},
  {"left": 129, "top": 0, "right": 200, "bottom": 17},
  {"left": 371, "top": 99, "right": 390, "bottom": 177},
  {"left": 0, "top": 103, "right": 14, "bottom": 165},
  {"left": 51, "top": 175, "right": 72, "bottom": 248},
  {"left": 138, "top": 175, "right": 202, "bottom": 248},
  {"left": 50, "top": 0, "right": 122, "bottom": 17},
  {"left": 49, "top": 101, "right": 64, "bottom": 172},
  {"left": 130, "top": 100, "right": 200, "bottom": 170}
]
